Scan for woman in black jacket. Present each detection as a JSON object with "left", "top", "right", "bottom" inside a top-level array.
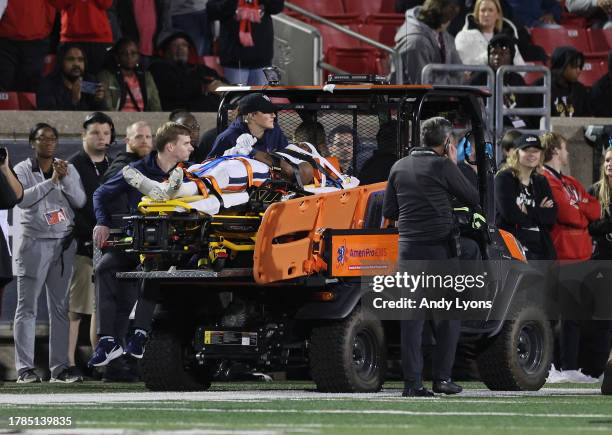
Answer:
[
  {"left": 589, "top": 147, "right": 612, "bottom": 260},
  {"left": 495, "top": 134, "right": 557, "bottom": 260}
]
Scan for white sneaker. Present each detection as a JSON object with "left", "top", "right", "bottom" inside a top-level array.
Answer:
[
  {"left": 165, "top": 167, "right": 184, "bottom": 198},
  {"left": 557, "top": 369, "right": 600, "bottom": 383},
  {"left": 122, "top": 165, "right": 145, "bottom": 189},
  {"left": 546, "top": 364, "right": 565, "bottom": 383}
]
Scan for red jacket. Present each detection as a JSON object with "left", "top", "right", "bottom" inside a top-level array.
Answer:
[
  {"left": 542, "top": 166, "right": 601, "bottom": 261},
  {"left": 0, "top": 0, "right": 56, "bottom": 40},
  {"left": 49, "top": 0, "right": 113, "bottom": 43}
]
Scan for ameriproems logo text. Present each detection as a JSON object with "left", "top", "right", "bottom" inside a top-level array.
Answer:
[{"left": 349, "top": 248, "right": 388, "bottom": 258}]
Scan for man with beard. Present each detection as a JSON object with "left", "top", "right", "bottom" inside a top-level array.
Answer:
[
  {"left": 103, "top": 121, "right": 154, "bottom": 182},
  {"left": 149, "top": 31, "right": 226, "bottom": 112},
  {"left": 37, "top": 44, "right": 108, "bottom": 111}
]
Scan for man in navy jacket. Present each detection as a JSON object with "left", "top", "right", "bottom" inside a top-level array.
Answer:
[{"left": 89, "top": 122, "right": 193, "bottom": 368}]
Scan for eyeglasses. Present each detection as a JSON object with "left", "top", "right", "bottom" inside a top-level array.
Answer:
[{"left": 35, "top": 136, "right": 58, "bottom": 143}]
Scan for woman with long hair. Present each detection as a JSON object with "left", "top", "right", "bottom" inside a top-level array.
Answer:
[
  {"left": 455, "top": 0, "right": 525, "bottom": 66},
  {"left": 495, "top": 133, "right": 557, "bottom": 260}
]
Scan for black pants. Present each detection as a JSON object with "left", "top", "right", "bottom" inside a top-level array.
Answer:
[
  {"left": 133, "top": 280, "right": 160, "bottom": 332},
  {"left": 399, "top": 240, "right": 461, "bottom": 388},
  {"left": 0, "top": 38, "right": 49, "bottom": 91},
  {"left": 95, "top": 250, "right": 139, "bottom": 342}
]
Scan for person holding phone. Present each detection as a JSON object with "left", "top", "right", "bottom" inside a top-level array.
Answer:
[{"left": 37, "top": 44, "right": 108, "bottom": 111}]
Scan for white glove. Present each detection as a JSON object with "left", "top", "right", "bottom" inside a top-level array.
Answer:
[{"left": 223, "top": 133, "right": 257, "bottom": 156}]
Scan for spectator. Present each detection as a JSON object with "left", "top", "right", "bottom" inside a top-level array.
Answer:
[
  {"left": 170, "top": 0, "right": 212, "bottom": 56},
  {"left": 566, "top": 0, "right": 612, "bottom": 29},
  {"left": 358, "top": 121, "right": 398, "bottom": 185},
  {"left": 97, "top": 38, "right": 162, "bottom": 111},
  {"left": 328, "top": 125, "right": 358, "bottom": 174},
  {"left": 49, "top": 0, "right": 114, "bottom": 75},
  {"left": 0, "top": 0, "right": 56, "bottom": 91},
  {"left": 168, "top": 109, "right": 214, "bottom": 162},
  {"left": 539, "top": 132, "right": 601, "bottom": 384},
  {"left": 66, "top": 112, "right": 114, "bottom": 383},
  {"left": 103, "top": 121, "right": 153, "bottom": 182},
  {"left": 116, "top": 0, "right": 172, "bottom": 61},
  {"left": 208, "top": 93, "right": 289, "bottom": 158},
  {"left": 13, "top": 123, "right": 86, "bottom": 383},
  {"left": 207, "top": 0, "right": 285, "bottom": 85},
  {"left": 89, "top": 122, "right": 193, "bottom": 368},
  {"left": 495, "top": 134, "right": 557, "bottom": 260},
  {"left": 470, "top": 34, "right": 534, "bottom": 129},
  {"left": 149, "top": 30, "right": 225, "bottom": 112},
  {"left": 590, "top": 52, "right": 612, "bottom": 117},
  {"left": 37, "top": 44, "right": 108, "bottom": 111},
  {"left": 455, "top": 0, "right": 525, "bottom": 66},
  {"left": 394, "top": 0, "right": 463, "bottom": 84},
  {"left": 505, "top": 0, "right": 561, "bottom": 27},
  {"left": 533, "top": 46, "right": 590, "bottom": 118}
]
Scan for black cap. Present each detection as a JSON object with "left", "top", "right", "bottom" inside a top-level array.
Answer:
[
  {"left": 488, "top": 33, "right": 517, "bottom": 59},
  {"left": 238, "top": 93, "right": 277, "bottom": 115},
  {"left": 514, "top": 134, "right": 543, "bottom": 150}
]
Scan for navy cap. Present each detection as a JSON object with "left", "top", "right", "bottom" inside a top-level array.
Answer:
[
  {"left": 514, "top": 134, "right": 543, "bottom": 150},
  {"left": 238, "top": 93, "right": 277, "bottom": 115}
]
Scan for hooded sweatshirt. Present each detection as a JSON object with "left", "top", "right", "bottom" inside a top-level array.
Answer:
[
  {"left": 394, "top": 6, "right": 463, "bottom": 84},
  {"left": 208, "top": 118, "right": 289, "bottom": 158},
  {"left": 533, "top": 46, "right": 590, "bottom": 117}
]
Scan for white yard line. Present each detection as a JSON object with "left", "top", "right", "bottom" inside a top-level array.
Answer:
[{"left": 0, "top": 388, "right": 602, "bottom": 405}]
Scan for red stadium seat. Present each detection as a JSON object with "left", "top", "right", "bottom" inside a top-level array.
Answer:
[
  {"left": 18, "top": 93, "right": 36, "bottom": 110},
  {"left": 0, "top": 92, "right": 21, "bottom": 110},
  {"left": 202, "top": 56, "right": 224, "bottom": 77},
  {"left": 313, "top": 24, "right": 361, "bottom": 52},
  {"left": 523, "top": 61, "right": 546, "bottom": 85},
  {"left": 42, "top": 54, "right": 56, "bottom": 77},
  {"left": 364, "top": 12, "right": 405, "bottom": 26},
  {"left": 326, "top": 47, "right": 381, "bottom": 75},
  {"left": 530, "top": 28, "right": 590, "bottom": 56},
  {"left": 579, "top": 59, "right": 606, "bottom": 87},
  {"left": 586, "top": 28, "right": 612, "bottom": 55},
  {"left": 342, "top": 0, "right": 395, "bottom": 18},
  {"left": 350, "top": 24, "right": 396, "bottom": 47},
  {"left": 288, "top": 0, "right": 359, "bottom": 24}
]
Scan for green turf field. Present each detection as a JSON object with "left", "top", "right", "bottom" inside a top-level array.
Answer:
[{"left": 0, "top": 381, "right": 611, "bottom": 434}]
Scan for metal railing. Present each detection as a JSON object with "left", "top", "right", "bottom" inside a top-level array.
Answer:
[
  {"left": 284, "top": 2, "right": 402, "bottom": 82},
  {"left": 422, "top": 64, "right": 495, "bottom": 133},
  {"left": 495, "top": 65, "right": 551, "bottom": 143}
]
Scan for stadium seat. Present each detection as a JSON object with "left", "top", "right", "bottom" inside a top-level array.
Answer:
[
  {"left": 349, "top": 24, "right": 396, "bottom": 47},
  {"left": 586, "top": 28, "right": 612, "bottom": 55},
  {"left": 0, "top": 92, "right": 21, "bottom": 110},
  {"left": 202, "top": 56, "right": 224, "bottom": 77},
  {"left": 18, "top": 92, "right": 36, "bottom": 110},
  {"left": 313, "top": 24, "right": 361, "bottom": 52},
  {"left": 364, "top": 13, "right": 405, "bottom": 26},
  {"left": 42, "top": 54, "right": 56, "bottom": 76},
  {"left": 342, "top": 0, "right": 395, "bottom": 18},
  {"left": 579, "top": 59, "right": 607, "bottom": 87},
  {"left": 530, "top": 28, "right": 590, "bottom": 56},
  {"left": 288, "top": 0, "right": 359, "bottom": 24},
  {"left": 326, "top": 47, "right": 381, "bottom": 75}
]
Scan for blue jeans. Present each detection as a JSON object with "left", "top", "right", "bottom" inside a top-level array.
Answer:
[{"left": 223, "top": 67, "right": 268, "bottom": 85}]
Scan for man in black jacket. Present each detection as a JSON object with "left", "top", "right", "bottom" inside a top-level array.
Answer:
[
  {"left": 383, "top": 117, "right": 480, "bottom": 397},
  {"left": 149, "top": 31, "right": 225, "bottom": 111},
  {"left": 67, "top": 112, "right": 114, "bottom": 381}
]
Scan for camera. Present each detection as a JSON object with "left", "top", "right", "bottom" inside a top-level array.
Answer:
[{"left": 0, "top": 147, "right": 7, "bottom": 165}]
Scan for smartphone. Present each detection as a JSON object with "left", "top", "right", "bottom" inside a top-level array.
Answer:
[
  {"left": 0, "top": 147, "right": 7, "bottom": 165},
  {"left": 81, "top": 81, "right": 100, "bottom": 95}
]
